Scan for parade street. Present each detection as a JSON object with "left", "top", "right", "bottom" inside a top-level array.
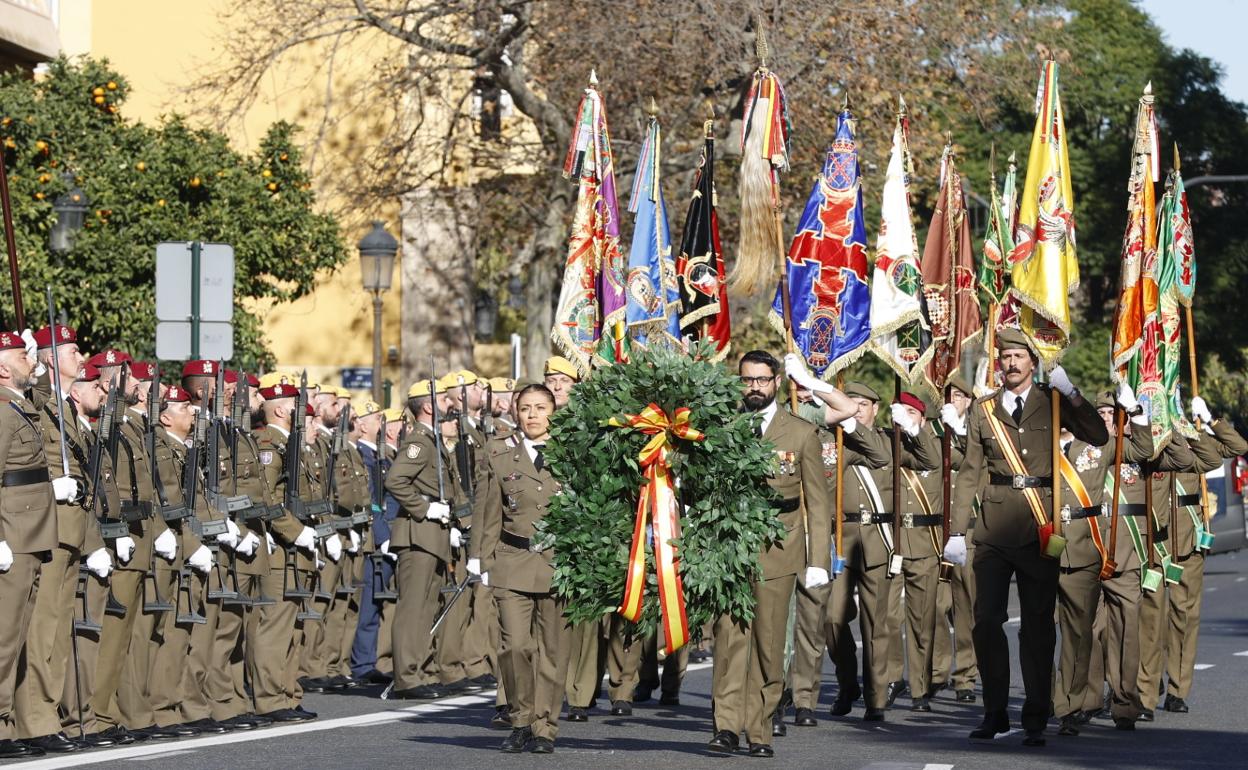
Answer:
[{"left": 4, "top": 549, "right": 1243, "bottom": 770}]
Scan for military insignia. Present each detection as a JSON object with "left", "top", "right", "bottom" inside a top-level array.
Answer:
[
  {"left": 105, "top": 350, "right": 116, "bottom": 363},
  {"left": 776, "top": 450, "right": 796, "bottom": 475},
  {"left": 407, "top": 444, "right": 419, "bottom": 459},
  {"left": 0, "top": 334, "right": 9, "bottom": 346},
  {"left": 202, "top": 361, "right": 213, "bottom": 374},
  {"left": 60, "top": 327, "right": 69, "bottom": 340},
  {"left": 1121, "top": 463, "right": 1141, "bottom": 485},
  {"left": 259, "top": 450, "right": 273, "bottom": 465},
  {"left": 821, "top": 441, "right": 837, "bottom": 468},
  {"left": 1075, "top": 445, "right": 1101, "bottom": 472}
]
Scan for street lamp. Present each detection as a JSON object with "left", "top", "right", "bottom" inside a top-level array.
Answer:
[
  {"left": 49, "top": 173, "right": 89, "bottom": 255},
  {"left": 358, "top": 220, "right": 398, "bottom": 403}
]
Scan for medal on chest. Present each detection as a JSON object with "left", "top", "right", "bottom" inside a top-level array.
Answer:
[{"left": 1075, "top": 445, "right": 1101, "bottom": 473}]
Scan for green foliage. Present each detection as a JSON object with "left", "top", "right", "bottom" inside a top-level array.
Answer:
[
  {"left": 539, "top": 343, "right": 785, "bottom": 634},
  {"left": 0, "top": 56, "right": 346, "bottom": 369}
]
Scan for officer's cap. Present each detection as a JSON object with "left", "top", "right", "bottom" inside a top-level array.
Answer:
[{"left": 844, "top": 381, "right": 880, "bottom": 403}]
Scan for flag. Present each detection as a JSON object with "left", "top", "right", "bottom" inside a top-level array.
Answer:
[
  {"left": 1111, "top": 84, "right": 1159, "bottom": 381},
  {"left": 922, "top": 148, "right": 983, "bottom": 394},
  {"left": 1006, "top": 61, "right": 1079, "bottom": 366},
  {"left": 551, "top": 72, "right": 628, "bottom": 375},
  {"left": 624, "top": 111, "right": 681, "bottom": 350},
  {"left": 976, "top": 152, "right": 1017, "bottom": 392},
  {"left": 675, "top": 123, "right": 731, "bottom": 357},
  {"left": 1155, "top": 162, "right": 1198, "bottom": 441},
  {"left": 1168, "top": 160, "right": 1196, "bottom": 308},
  {"left": 731, "top": 61, "right": 790, "bottom": 295},
  {"left": 868, "top": 102, "right": 931, "bottom": 381},
  {"left": 769, "top": 109, "right": 871, "bottom": 378}
]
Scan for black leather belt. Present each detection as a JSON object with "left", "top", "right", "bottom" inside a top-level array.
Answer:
[
  {"left": 1116, "top": 503, "right": 1147, "bottom": 516},
  {"left": 1176, "top": 494, "right": 1202, "bottom": 507},
  {"left": 1061, "top": 505, "right": 1102, "bottom": 522},
  {"left": 1153, "top": 526, "right": 1169, "bottom": 543},
  {"left": 500, "top": 529, "right": 531, "bottom": 550},
  {"left": 900, "top": 513, "right": 942, "bottom": 528},
  {"left": 2, "top": 467, "right": 48, "bottom": 487},
  {"left": 776, "top": 497, "right": 800, "bottom": 514},
  {"left": 843, "top": 511, "right": 892, "bottom": 525},
  {"left": 989, "top": 473, "right": 1051, "bottom": 489},
  {"left": 98, "top": 518, "right": 129, "bottom": 539},
  {"left": 119, "top": 500, "right": 152, "bottom": 522}
]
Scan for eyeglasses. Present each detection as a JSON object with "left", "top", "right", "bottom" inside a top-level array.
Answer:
[{"left": 740, "top": 375, "right": 775, "bottom": 387}]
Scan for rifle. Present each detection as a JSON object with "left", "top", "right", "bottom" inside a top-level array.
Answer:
[
  {"left": 205, "top": 362, "right": 247, "bottom": 516},
  {"left": 482, "top": 382, "right": 495, "bottom": 438},
  {"left": 104, "top": 365, "right": 128, "bottom": 468},
  {"left": 147, "top": 363, "right": 188, "bottom": 523},
  {"left": 89, "top": 378, "right": 127, "bottom": 538},
  {"left": 45, "top": 287, "right": 71, "bottom": 479},
  {"left": 367, "top": 415, "right": 397, "bottom": 601},
  {"left": 429, "top": 357, "right": 447, "bottom": 504}
]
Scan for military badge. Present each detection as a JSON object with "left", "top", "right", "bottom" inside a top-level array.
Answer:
[
  {"left": 407, "top": 444, "right": 420, "bottom": 459},
  {"left": 1075, "top": 445, "right": 1101, "bottom": 472},
  {"left": 776, "top": 450, "right": 796, "bottom": 476},
  {"left": 1121, "top": 463, "right": 1140, "bottom": 485},
  {"left": 821, "top": 441, "right": 837, "bottom": 468},
  {"left": 259, "top": 450, "right": 273, "bottom": 465}
]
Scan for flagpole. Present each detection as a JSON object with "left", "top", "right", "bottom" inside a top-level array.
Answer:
[
  {"left": 940, "top": 144, "right": 957, "bottom": 576},
  {"left": 892, "top": 373, "right": 902, "bottom": 572},
  {"left": 1176, "top": 144, "right": 1212, "bottom": 523},
  {"left": 1102, "top": 407, "right": 1125, "bottom": 580},
  {"left": 835, "top": 373, "right": 845, "bottom": 575}
]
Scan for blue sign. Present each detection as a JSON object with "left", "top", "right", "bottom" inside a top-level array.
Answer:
[{"left": 341, "top": 367, "right": 373, "bottom": 390}]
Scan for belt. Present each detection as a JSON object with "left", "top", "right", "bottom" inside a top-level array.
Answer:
[
  {"left": 1154, "top": 526, "right": 1169, "bottom": 543},
  {"left": 119, "top": 500, "right": 152, "bottom": 522},
  {"left": 776, "top": 497, "right": 800, "bottom": 514},
  {"left": 500, "top": 529, "right": 531, "bottom": 550},
  {"left": 1, "top": 467, "right": 48, "bottom": 487},
  {"left": 843, "top": 511, "right": 892, "bottom": 525},
  {"left": 1176, "top": 493, "right": 1202, "bottom": 507},
  {"left": 989, "top": 473, "right": 1052, "bottom": 489},
  {"left": 1060, "top": 505, "right": 1102, "bottom": 523},
  {"left": 900, "top": 513, "right": 942, "bottom": 528},
  {"left": 1115, "top": 503, "right": 1147, "bottom": 516}
]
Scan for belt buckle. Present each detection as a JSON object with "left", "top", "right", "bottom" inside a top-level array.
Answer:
[
  {"left": 1012, "top": 474, "right": 1027, "bottom": 490},
  {"left": 902, "top": 513, "right": 914, "bottom": 528},
  {"left": 1060, "top": 505, "right": 1071, "bottom": 523},
  {"left": 858, "top": 512, "right": 872, "bottom": 525}
]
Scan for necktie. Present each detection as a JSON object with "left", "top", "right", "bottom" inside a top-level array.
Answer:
[
  {"left": 532, "top": 443, "right": 546, "bottom": 473},
  {"left": 1011, "top": 396, "right": 1023, "bottom": 426}
]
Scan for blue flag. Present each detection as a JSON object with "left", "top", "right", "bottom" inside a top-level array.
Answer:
[
  {"left": 625, "top": 115, "right": 682, "bottom": 349},
  {"left": 769, "top": 110, "right": 871, "bottom": 378}
]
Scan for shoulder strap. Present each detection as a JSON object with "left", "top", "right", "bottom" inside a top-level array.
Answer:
[{"left": 980, "top": 401, "right": 1048, "bottom": 527}]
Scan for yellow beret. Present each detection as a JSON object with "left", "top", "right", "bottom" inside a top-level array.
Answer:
[
  {"left": 487, "top": 377, "right": 516, "bottom": 393},
  {"left": 258, "top": 371, "right": 296, "bottom": 389},
  {"left": 333, "top": 386, "right": 352, "bottom": 399},
  {"left": 408, "top": 378, "right": 447, "bottom": 398},
  {"left": 354, "top": 398, "right": 383, "bottom": 417},
  {"left": 383, "top": 407, "right": 405, "bottom": 423},
  {"left": 437, "top": 370, "right": 478, "bottom": 389},
  {"left": 543, "top": 356, "right": 579, "bottom": 380}
]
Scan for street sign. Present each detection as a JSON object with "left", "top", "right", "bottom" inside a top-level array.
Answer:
[
  {"left": 154, "top": 241, "right": 234, "bottom": 359},
  {"left": 341, "top": 367, "right": 374, "bottom": 390}
]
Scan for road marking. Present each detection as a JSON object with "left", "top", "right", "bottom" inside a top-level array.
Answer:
[
  {"left": 126, "top": 750, "right": 196, "bottom": 762},
  {"left": 1233, "top": 650, "right": 1248, "bottom": 657},
  {"left": 925, "top": 765, "right": 956, "bottom": 770},
  {"left": 1194, "top": 663, "right": 1215, "bottom": 670},
  {"left": 1236, "top": 577, "right": 1246, "bottom": 582},
  {"left": 1207, "top": 586, "right": 1218, "bottom": 592}
]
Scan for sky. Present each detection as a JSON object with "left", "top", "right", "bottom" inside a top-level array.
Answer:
[{"left": 1140, "top": 0, "right": 1248, "bottom": 103}]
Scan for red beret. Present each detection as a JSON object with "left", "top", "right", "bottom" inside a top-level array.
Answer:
[
  {"left": 0, "top": 330, "right": 24, "bottom": 351},
  {"left": 78, "top": 363, "right": 101, "bottom": 382},
  {"left": 163, "top": 385, "right": 190, "bottom": 403},
  {"left": 305, "top": 404, "right": 314, "bottom": 416},
  {"left": 895, "top": 391, "right": 926, "bottom": 414},
  {"left": 259, "top": 383, "right": 298, "bottom": 400},
  {"left": 224, "top": 369, "right": 239, "bottom": 384},
  {"left": 86, "top": 350, "right": 133, "bottom": 368},
  {"left": 34, "top": 325, "right": 77, "bottom": 349},
  {"left": 130, "top": 361, "right": 156, "bottom": 381},
  {"left": 246, "top": 373, "right": 260, "bottom": 387},
  {"left": 182, "top": 359, "right": 218, "bottom": 377}
]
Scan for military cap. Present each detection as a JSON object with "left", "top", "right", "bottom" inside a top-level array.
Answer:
[
  {"left": 0, "top": 330, "right": 24, "bottom": 351},
  {"left": 258, "top": 371, "right": 296, "bottom": 389},
  {"left": 246, "top": 373, "right": 260, "bottom": 387},
  {"left": 438, "top": 370, "right": 478, "bottom": 389},
  {"left": 543, "top": 356, "right": 580, "bottom": 381},
  {"left": 354, "top": 398, "right": 383, "bottom": 418},
  {"left": 130, "top": 361, "right": 156, "bottom": 381},
  {"left": 333, "top": 386, "right": 352, "bottom": 399},
  {"left": 844, "top": 381, "right": 881, "bottom": 403},
  {"left": 383, "top": 407, "right": 405, "bottom": 423},
  {"left": 34, "top": 324, "right": 77, "bottom": 349},
  {"left": 487, "top": 376, "right": 516, "bottom": 393},
  {"left": 408, "top": 378, "right": 448, "bottom": 398},
  {"left": 259, "top": 383, "right": 298, "bottom": 400},
  {"left": 224, "top": 369, "right": 240, "bottom": 384},
  {"left": 163, "top": 385, "right": 190, "bottom": 403},
  {"left": 78, "top": 363, "right": 101, "bottom": 382},
  {"left": 87, "top": 349, "right": 133, "bottom": 368},
  {"left": 994, "top": 327, "right": 1039, "bottom": 358},
  {"left": 948, "top": 374, "right": 974, "bottom": 397},
  {"left": 1095, "top": 390, "right": 1116, "bottom": 410},
  {"left": 895, "top": 391, "right": 926, "bottom": 413},
  {"left": 305, "top": 403, "right": 315, "bottom": 417},
  {"left": 182, "top": 359, "right": 220, "bottom": 377}
]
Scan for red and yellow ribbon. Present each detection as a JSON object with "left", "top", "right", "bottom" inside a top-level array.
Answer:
[{"left": 607, "top": 403, "right": 704, "bottom": 653}]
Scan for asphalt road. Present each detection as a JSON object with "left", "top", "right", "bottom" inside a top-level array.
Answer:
[{"left": 7, "top": 549, "right": 1248, "bottom": 770}]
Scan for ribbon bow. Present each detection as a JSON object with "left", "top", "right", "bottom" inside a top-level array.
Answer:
[{"left": 607, "top": 403, "right": 704, "bottom": 652}]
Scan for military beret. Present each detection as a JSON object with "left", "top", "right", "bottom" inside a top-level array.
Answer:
[
  {"left": 86, "top": 349, "right": 132, "bottom": 368},
  {"left": 34, "top": 324, "right": 77, "bottom": 349},
  {"left": 948, "top": 374, "right": 974, "bottom": 397},
  {"left": 163, "top": 385, "right": 190, "bottom": 403},
  {"left": 408, "top": 378, "right": 448, "bottom": 398},
  {"left": 130, "top": 361, "right": 156, "bottom": 381},
  {"left": 383, "top": 407, "right": 405, "bottom": 423},
  {"left": 259, "top": 383, "right": 298, "bottom": 400},
  {"left": 487, "top": 377, "right": 516, "bottom": 393},
  {"left": 305, "top": 403, "right": 315, "bottom": 417},
  {"left": 0, "top": 330, "right": 24, "bottom": 351},
  {"left": 438, "top": 371, "right": 477, "bottom": 389},
  {"left": 78, "top": 363, "right": 101, "bottom": 382},
  {"left": 246, "top": 373, "right": 260, "bottom": 387},
  {"left": 182, "top": 359, "right": 219, "bottom": 377},
  {"left": 354, "top": 398, "right": 383, "bottom": 418},
  {"left": 994, "top": 327, "right": 1039, "bottom": 358},
  {"left": 844, "top": 381, "right": 880, "bottom": 403},
  {"left": 257, "top": 371, "right": 295, "bottom": 389},
  {"left": 896, "top": 391, "right": 926, "bottom": 413},
  {"left": 543, "top": 356, "right": 580, "bottom": 381},
  {"left": 224, "top": 369, "right": 240, "bottom": 384},
  {"left": 1095, "top": 390, "right": 1116, "bottom": 410},
  {"left": 333, "top": 386, "right": 353, "bottom": 399}
]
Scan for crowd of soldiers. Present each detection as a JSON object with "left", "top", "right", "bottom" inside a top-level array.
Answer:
[{"left": 0, "top": 323, "right": 1241, "bottom": 759}]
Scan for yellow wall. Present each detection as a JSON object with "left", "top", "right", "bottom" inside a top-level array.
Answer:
[{"left": 58, "top": 0, "right": 404, "bottom": 398}]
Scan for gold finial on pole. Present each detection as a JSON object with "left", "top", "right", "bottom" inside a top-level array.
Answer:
[
  {"left": 704, "top": 98, "right": 715, "bottom": 138},
  {"left": 1173, "top": 141, "right": 1181, "bottom": 172},
  {"left": 589, "top": 68, "right": 599, "bottom": 87},
  {"left": 990, "top": 142, "right": 997, "bottom": 181},
  {"left": 755, "top": 14, "right": 769, "bottom": 69},
  {"left": 897, "top": 95, "right": 908, "bottom": 118},
  {"left": 647, "top": 96, "right": 658, "bottom": 119},
  {"left": 841, "top": 90, "right": 851, "bottom": 113}
]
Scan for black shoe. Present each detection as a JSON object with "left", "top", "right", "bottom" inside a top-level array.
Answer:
[
  {"left": 1022, "top": 729, "right": 1046, "bottom": 747},
  {"left": 633, "top": 686, "right": 653, "bottom": 703},
  {"left": 926, "top": 681, "right": 948, "bottom": 699},
  {"left": 362, "top": 669, "right": 393, "bottom": 685},
  {"left": 78, "top": 732, "right": 118, "bottom": 748},
  {"left": 911, "top": 696, "right": 932, "bottom": 712},
  {"left": 659, "top": 692, "right": 680, "bottom": 707},
  {"left": 1163, "top": 694, "right": 1189, "bottom": 713},
  {"left": 292, "top": 706, "right": 317, "bottom": 721},
  {"left": 186, "top": 718, "right": 229, "bottom": 734},
  {"left": 689, "top": 648, "right": 712, "bottom": 663},
  {"left": 526, "top": 737, "right": 555, "bottom": 754},
  {"left": 96, "top": 724, "right": 136, "bottom": 744},
  {"left": 1140, "top": 709, "right": 1155, "bottom": 722},
  {"left": 955, "top": 689, "right": 976, "bottom": 703},
  {"left": 771, "top": 712, "right": 786, "bottom": 736},
  {"left": 794, "top": 708, "right": 817, "bottom": 727},
  {"left": 491, "top": 706, "right": 512, "bottom": 729},
  {"left": 0, "top": 739, "right": 43, "bottom": 758},
  {"left": 220, "top": 714, "right": 263, "bottom": 730},
  {"left": 885, "top": 680, "right": 906, "bottom": 707},
  {"left": 566, "top": 707, "right": 588, "bottom": 722},
  {"left": 329, "top": 675, "right": 357, "bottom": 690},
  {"left": 610, "top": 700, "right": 632, "bottom": 716},
  {"left": 863, "top": 707, "right": 885, "bottom": 722},
  {"left": 1058, "top": 715, "right": 1080, "bottom": 736},
  {"left": 748, "top": 743, "right": 774, "bottom": 758},
  {"left": 165, "top": 723, "right": 201, "bottom": 737},
  {"left": 500, "top": 726, "right": 531, "bottom": 753},
  {"left": 391, "top": 684, "right": 445, "bottom": 700},
  {"left": 830, "top": 687, "right": 860, "bottom": 716},
  {"left": 134, "top": 725, "right": 181, "bottom": 741},
  {"left": 299, "top": 676, "right": 333, "bottom": 693},
  {"left": 26, "top": 733, "right": 80, "bottom": 753},
  {"left": 969, "top": 711, "right": 1010, "bottom": 742},
  {"left": 1073, "top": 709, "right": 1094, "bottom": 725},
  {"left": 707, "top": 729, "right": 739, "bottom": 753},
  {"left": 1115, "top": 717, "right": 1137, "bottom": 730},
  {"left": 470, "top": 673, "right": 498, "bottom": 689},
  {"left": 258, "top": 708, "right": 306, "bottom": 723},
  {"left": 442, "top": 678, "right": 470, "bottom": 694}
]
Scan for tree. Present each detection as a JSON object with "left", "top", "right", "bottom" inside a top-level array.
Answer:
[
  {"left": 0, "top": 56, "right": 345, "bottom": 369},
  {"left": 187, "top": 0, "right": 1065, "bottom": 376}
]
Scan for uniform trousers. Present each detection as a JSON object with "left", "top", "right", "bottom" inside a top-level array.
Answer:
[
  {"left": 350, "top": 554, "right": 395, "bottom": 677},
  {"left": 1053, "top": 562, "right": 1101, "bottom": 719},
  {"left": 0, "top": 553, "right": 41, "bottom": 740},
  {"left": 392, "top": 547, "right": 444, "bottom": 690},
  {"left": 62, "top": 571, "right": 107, "bottom": 735},
  {"left": 788, "top": 581, "right": 832, "bottom": 711},
  {"left": 1166, "top": 552, "right": 1204, "bottom": 699},
  {"left": 564, "top": 618, "right": 607, "bottom": 709},
  {"left": 1084, "top": 567, "right": 1142, "bottom": 720},
  {"left": 91, "top": 567, "right": 143, "bottom": 729},
  {"left": 1137, "top": 565, "right": 1168, "bottom": 711},
  {"left": 931, "top": 542, "right": 977, "bottom": 691},
  {"left": 15, "top": 546, "right": 79, "bottom": 738},
  {"left": 884, "top": 554, "right": 939, "bottom": 699},
  {"left": 827, "top": 561, "right": 890, "bottom": 709},
  {"left": 495, "top": 588, "right": 570, "bottom": 741}
]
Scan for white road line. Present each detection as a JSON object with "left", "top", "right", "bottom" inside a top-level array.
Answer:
[
  {"left": 1236, "top": 577, "right": 1246, "bottom": 583},
  {"left": 126, "top": 749, "right": 196, "bottom": 762},
  {"left": 1233, "top": 650, "right": 1248, "bottom": 657},
  {"left": 1194, "top": 663, "right": 1215, "bottom": 670},
  {"left": 1207, "top": 586, "right": 1218, "bottom": 592},
  {"left": 924, "top": 765, "right": 956, "bottom": 770}
]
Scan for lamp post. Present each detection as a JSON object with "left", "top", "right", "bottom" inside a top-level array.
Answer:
[
  {"left": 358, "top": 221, "right": 398, "bottom": 403},
  {"left": 49, "top": 173, "right": 89, "bottom": 256}
]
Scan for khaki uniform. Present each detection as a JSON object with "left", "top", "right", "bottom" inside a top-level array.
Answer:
[
  {"left": 951, "top": 385, "right": 1107, "bottom": 732},
  {"left": 473, "top": 434, "right": 571, "bottom": 741},
  {"left": 932, "top": 426, "right": 977, "bottom": 693},
  {"left": 712, "top": 405, "right": 830, "bottom": 747},
  {"left": 0, "top": 389, "right": 58, "bottom": 741}
]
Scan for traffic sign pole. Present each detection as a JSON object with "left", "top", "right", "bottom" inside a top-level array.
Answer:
[{"left": 190, "top": 240, "right": 201, "bottom": 359}]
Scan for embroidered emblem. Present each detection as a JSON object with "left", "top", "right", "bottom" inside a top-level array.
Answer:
[
  {"left": 105, "top": 351, "right": 116, "bottom": 363},
  {"left": 407, "top": 444, "right": 419, "bottom": 459},
  {"left": 776, "top": 449, "right": 796, "bottom": 476},
  {"left": 259, "top": 450, "right": 273, "bottom": 465},
  {"left": 202, "top": 361, "right": 213, "bottom": 374},
  {"left": 0, "top": 333, "right": 10, "bottom": 346},
  {"left": 60, "top": 327, "right": 69, "bottom": 340}
]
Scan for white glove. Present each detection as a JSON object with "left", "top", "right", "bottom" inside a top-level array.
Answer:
[
  {"left": 940, "top": 404, "right": 966, "bottom": 436},
  {"left": 236, "top": 532, "right": 260, "bottom": 557},
  {"left": 216, "top": 518, "right": 241, "bottom": 549},
  {"left": 380, "top": 539, "right": 396, "bottom": 561},
  {"left": 784, "top": 353, "right": 834, "bottom": 396},
  {"left": 803, "top": 566, "right": 830, "bottom": 589},
  {"left": 21, "top": 328, "right": 38, "bottom": 360},
  {"left": 348, "top": 529, "right": 361, "bottom": 554},
  {"left": 425, "top": 501, "right": 451, "bottom": 523},
  {"left": 466, "top": 557, "right": 481, "bottom": 576},
  {"left": 1191, "top": 396, "right": 1213, "bottom": 425},
  {"left": 324, "top": 534, "right": 343, "bottom": 562},
  {"left": 294, "top": 526, "right": 317, "bottom": 551},
  {"left": 1116, "top": 381, "right": 1140, "bottom": 413},
  {"left": 890, "top": 403, "right": 919, "bottom": 436},
  {"left": 449, "top": 527, "right": 464, "bottom": 549},
  {"left": 265, "top": 532, "right": 276, "bottom": 555},
  {"left": 115, "top": 535, "right": 135, "bottom": 565},
  {"left": 0, "top": 541, "right": 12, "bottom": 573},
  {"left": 838, "top": 417, "right": 857, "bottom": 434},
  {"left": 52, "top": 475, "right": 80, "bottom": 503},
  {"left": 187, "top": 545, "right": 213, "bottom": 574},
  {"left": 943, "top": 535, "right": 967, "bottom": 566},
  {"left": 1049, "top": 365, "right": 1077, "bottom": 397},
  {"left": 154, "top": 528, "right": 178, "bottom": 561},
  {"left": 85, "top": 547, "right": 113, "bottom": 578},
  {"left": 480, "top": 571, "right": 490, "bottom": 587}
]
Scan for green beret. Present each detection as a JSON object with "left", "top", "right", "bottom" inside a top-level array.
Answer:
[
  {"left": 948, "top": 374, "right": 974, "bottom": 397},
  {"left": 995, "top": 327, "right": 1039, "bottom": 358},
  {"left": 844, "top": 381, "right": 880, "bottom": 403}
]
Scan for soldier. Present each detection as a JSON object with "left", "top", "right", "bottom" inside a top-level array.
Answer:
[
  {"left": 947, "top": 329, "right": 1107, "bottom": 746},
  {"left": 931, "top": 376, "right": 977, "bottom": 703},
  {"left": 542, "top": 356, "right": 578, "bottom": 410},
  {"left": 469, "top": 383, "right": 572, "bottom": 754},
  {"left": 706, "top": 350, "right": 839, "bottom": 757},
  {"left": 16, "top": 325, "right": 112, "bottom": 750},
  {"left": 384, "top": 378, "right": 463, "bottom": 699},
  {"left": 349, "top": 399, "right": 397, "bottom": 685},
  {"left": 326, "top": 389, "right": 372, "bottom": 689},
  {"left": 0, "top": 331, "right": 59, "bottom": 760},
  {"left": 487, "top": 378, "right": 517, "bottom": 437}
]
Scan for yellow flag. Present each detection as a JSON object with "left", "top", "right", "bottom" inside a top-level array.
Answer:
[{"left": 1006, "top": 61, "right": 1079, "bottom": 366}]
